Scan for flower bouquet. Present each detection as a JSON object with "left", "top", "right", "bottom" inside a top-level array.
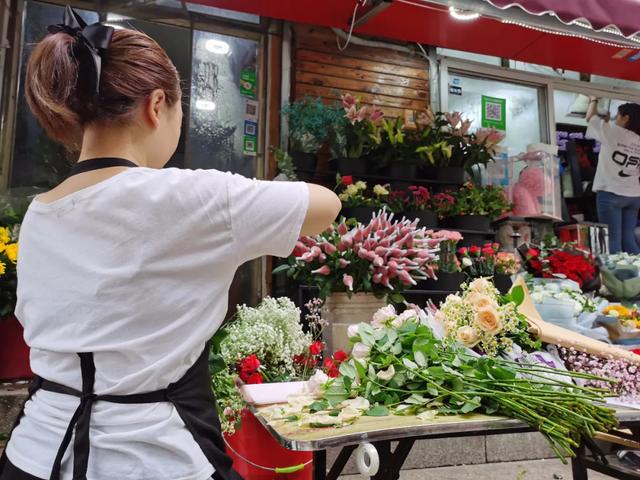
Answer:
[
  {"left": 274, "top": 210, "right": 441, "bottom": 302},
  {"left": 522, "top": 242, "right": 597, "bottom": 290},
  {"left": 262, "top": 301, "right": 618, "bottom": 460},
  {"left": 457, "top": 243, "right": 516, "bottom": 294},
  {"left": 598, "top": 253, "right": 640, "bottom": 300}
]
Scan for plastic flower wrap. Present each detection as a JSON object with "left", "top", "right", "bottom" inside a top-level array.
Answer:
[
  {"left": 598, "top": 252, "right": 640, "bottom": 300},
  {"left": 276, "top": 210, "right": 441, "bottom": 301},
  {"left": 438, "top": 278, "right": 539, "bottom": 356},
  {"left": 522, "top": 242, "right": 597, "bottom": 289}
]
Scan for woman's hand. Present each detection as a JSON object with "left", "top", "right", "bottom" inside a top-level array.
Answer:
[{"left": 586, "top": 96, "right": 600, "bottom": 122}]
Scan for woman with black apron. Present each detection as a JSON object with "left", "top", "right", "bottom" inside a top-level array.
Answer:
[{"left": 0, "top": 7, "right": 341, "bottom": 480}]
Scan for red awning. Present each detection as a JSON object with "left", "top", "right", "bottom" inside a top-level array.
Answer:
[
  {"left": 485, "top": 0, "right": 640, "bottom": 38},
  {"left": 202, "top": 0, "right": 640, "bottom": 82}
]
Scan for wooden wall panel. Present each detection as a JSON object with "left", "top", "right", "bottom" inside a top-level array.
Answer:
[{"left": 292, "top": 25, "right": 429, "bottom": 117}]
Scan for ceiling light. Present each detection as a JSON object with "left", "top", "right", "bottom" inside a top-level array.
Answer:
[
  {"left": 449, "top": 6, "right": 480, "bottom": 21},
  {"left": 195, "top": 100, "right": 216, "bottom": 111},
  {"left": 205, "top": 39, "right": 230, "bottom": 55}
]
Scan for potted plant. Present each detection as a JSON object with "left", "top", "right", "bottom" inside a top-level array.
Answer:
[
  {"left": 415, "top": 109, "right": 504, "bottom": 183},
  {"left": 417, "top": 230, "right": 465, "bottom": 291},
  {"left": 457, "top": 243, "right": 515, "bottom": 294},
  {"left": 370, "top": 117, "right": 418, "bottom": 180},
  {"left": 429, "top": 190, "right": 456, "bottom": 225},
  {"left": 335, "top": 175, "right": 389, "bottom": 224},
  {"left": 445, "top": 183, "right": 511, "bottom": 232},
  {"left": 331, "top": 93, "right": 384, "bottom": 175},
  {"left": 402, "top": 185, "right": 437, "bottom": 227},
  {"left": 0, "top": 203, "right": 30, "bottom": 381},
  {"left": 273, "top": 211, "right": 441, "bottom": 352},
  {"left": 281, "top": 97, "right": 339, "bottom": 176}
]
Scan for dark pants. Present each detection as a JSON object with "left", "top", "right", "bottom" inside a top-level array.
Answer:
[
  {"left": 0, "top": 459, "right": 43, "bottom": 480},
  {"left": 597, "top": 191, "right": 640, "bottom": 254}
]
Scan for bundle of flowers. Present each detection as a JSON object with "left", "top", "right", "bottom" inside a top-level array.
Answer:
[
  {"left": 385, "top": 186, "right": 434, "bottom": 216},
  {"left": 457, "top": 243, "right": 500, "bottom": 277},
  {"left": 599, "top": 253, "right": 640, "bottom": 274},
  {"left": 210, "top": 297, "right": 321, "bottom": 434},
  {"left": 431, "top": 230, "right": 463, "bottom": 273},
  {"left": 335, "top": 175, "right": 389, "bottom": 209},
  {"left": 528, "top": 279, "right": 599, "bottom": 316},
  {"left": 430, "top": 191, "right": 456, "bottom": 219},
  {"left": 275, "top": 211, "right": 441, "bottom": 301},
  {"left": 559, "top": 346, "right": 640, "bottom": 400},
  {"left": 438, "top": 278, "right": 540, "bottom": 356},
  {"left": 523, "top": 244, "right": 597, "bottom": 289},
  {"left": 264, "top": 304, "right": 618, "bottom": 460},
  {"left": 602, "top": 305, "right": 640, "bottom": 329}
]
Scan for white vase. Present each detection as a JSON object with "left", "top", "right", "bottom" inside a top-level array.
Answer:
[{"left": 322, "top": 292, "right": 387, "bottom": 354}]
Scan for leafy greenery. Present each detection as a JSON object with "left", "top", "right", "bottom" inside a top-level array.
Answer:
[
  {"left": 324, "top": 318, "right": 618, "bottom": 461},
  {"left": 441, "top": 183, "right": 512, "bottom": 219},
  {"left": 281, "top": 97, "right": 342, "bottom": 154},
  {"left": 272, "top": 147, "right": 298, "bottom": 181}
]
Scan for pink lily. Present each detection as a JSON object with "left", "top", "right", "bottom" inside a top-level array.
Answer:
[
  {"left": 342, "top": 274, "right": 354, "bottom": 291},
  {"left": 322, "top": 242, "right": 337, "bottom": 255},
  {"left": 312, "top": 265, "right": 331, "bottom": 276},
  {"left": 338, "top": 258, "right": 351, "bottom": 269},
  {"left": 341, "top": 93, "right": 357, "bottom": 110}
]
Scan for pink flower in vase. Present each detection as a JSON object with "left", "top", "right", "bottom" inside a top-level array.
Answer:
[{"left": 445, "top": 111, "right": 462, "bottom": 128}]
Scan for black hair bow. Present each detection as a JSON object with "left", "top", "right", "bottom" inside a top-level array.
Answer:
[{"left": 47, "top": 5, "right": 114, "bottom": 96}]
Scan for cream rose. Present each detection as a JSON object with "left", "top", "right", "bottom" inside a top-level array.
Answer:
[
  {"left": 391, "top": 310, "right": 417, "bottom": 328},
  {"left": 474, "top": 307, "right": 503, "bottom": 335},
  {"left": 456, "top": 326, "right": 479, "bottom": 347},
  {"left": 352, "top": 342, "right": 371, "bottom": 359},
  {"left": 469, "top": 277, "right": 491, "bottom": 293},
  {"left": 347, "top": 324, "right": 360, "bottom": 339},
  {"left": 466, "top": 292, "right": 495, "bottom": 310}
]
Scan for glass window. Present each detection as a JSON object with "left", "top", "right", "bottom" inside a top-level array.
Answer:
[
  {"left": 10, "top": 2, "right": 98, "bottom": 189},
  {"left": 509, "top": 60, "right": 580, "bottom": 81},
  {"left": 447, "top": 73, "right": 545, "bottom": 156},
  {"left": 188, "top": 30, "right": 259, "bottom": 177},
  {"left": 590, "top": 74, "right": 640, "bottom": 90}
]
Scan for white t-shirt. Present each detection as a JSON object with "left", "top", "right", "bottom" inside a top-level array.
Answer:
[
  {"left": 6, "top": 167, "right": 309, "bottom": 480},
  {"left": 586, "top": 116, "right": 640, "bottom": 197}
]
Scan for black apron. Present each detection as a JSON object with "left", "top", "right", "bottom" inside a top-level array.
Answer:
[{"left": 0, "top": 158, "right": 242, "bottom": 480}]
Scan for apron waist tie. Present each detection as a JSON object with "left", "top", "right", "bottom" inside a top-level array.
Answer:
[{"left": 43, "top": 353, "right": 169, "bottom": 480}]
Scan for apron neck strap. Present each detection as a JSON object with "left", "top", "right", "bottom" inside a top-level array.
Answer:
[{"left": 69, "top": 158, "right": 139, "bottom": 177}]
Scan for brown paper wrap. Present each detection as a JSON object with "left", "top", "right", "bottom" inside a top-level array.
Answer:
[{"left": 514, "top": 277, "right": 640, "bottom": 365}]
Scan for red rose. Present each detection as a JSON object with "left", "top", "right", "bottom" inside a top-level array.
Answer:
[
  {"left": 469, "top": 245, "right": 481, "bottom": 257},
  {"left": 492, "top": 243, "right": 500, "bottom": 251},
  {"left": 323, "top": 358, "right": 340, "bottom": 377},
  {"left": 333, "top": 350, "right": 349, "bottom": 363},
  {"left": 342, "top": 175, "right": 354, "bottom": 186},
  {"left": 481, "top": 246, "right": 495, "bottom": 257},
  {"left": 527, "top": 248, "right": 539, "bottom": 259},
  {"left": 457, "top": 247, "right": 469, "bottom": 256},
  {"left": 239, "top": 354, "right": 260, "bottom": 374},
  {"left": 239, "top": 370, "right": 251, "bottom": 383},
  {"left": 309, "top": 340, "right": 324, "bottom": 356},
  {"left": 323, "top": 358, "right": 334, "bottom": 370},
  {"left": 246, "top": 372, "right": 264, "bottom": 384}
]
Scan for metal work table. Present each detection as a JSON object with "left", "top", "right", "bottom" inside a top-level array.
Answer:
[{"left": 252, "top": 406, "right": 640, "bottom": 480}]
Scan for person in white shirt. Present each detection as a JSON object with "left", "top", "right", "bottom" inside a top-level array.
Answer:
[
  {"left": 0, "top": 7, "right": 340, "bottom": 480},
  {"left": 586, "top": 98, "right": 640, "bottom": 254}
]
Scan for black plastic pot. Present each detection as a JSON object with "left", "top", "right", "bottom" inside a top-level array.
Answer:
[
  {"left": 334, "top": 157, "right": 368, "bottom": 175},
  {"left": 402, "top": 209, "right": 438, "bottom": 228},
  {"left": 417, "top": 271, "right": 466, "bottom": 292},
  {"left": 389, "top": 163, "right": 417, "bottom": 180},
  {"left": 291, "top": 151, "right": 317, "bottom": 181},
  {"left": 446, "top": 215, "right": 491, "bottom": 232},
  {"left": 493, "top": 274, "right": 513, "bottom": 295},
  {"left": 341, "top": 206, "right": 377, "bottom": 224},
  {"left": 436, "top": 166, "right": 465, "bottom": 184}
]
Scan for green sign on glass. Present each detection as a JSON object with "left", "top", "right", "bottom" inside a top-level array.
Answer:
[
  {"left": 481, "top": 95, "right": 506, "bottom": 131},
  {"left": 240, "top": 69, "right": 257, "bottom": 98}
]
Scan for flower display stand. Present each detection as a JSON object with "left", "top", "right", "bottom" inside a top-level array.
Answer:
[
  {"left": 322, "top": 293, "right": 386, "bottom": 354},
  {"left": 225, "top": 409, "right": 312, "bottom": 480},
  {"left": 0, "top": 315, "right": 32, "bottom": 381}
]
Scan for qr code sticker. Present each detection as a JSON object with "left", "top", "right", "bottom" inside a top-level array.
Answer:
[{"left": 485, "top": 102, "right": 502, "bottom": 122}]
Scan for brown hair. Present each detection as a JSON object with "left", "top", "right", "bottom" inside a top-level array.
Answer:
[{"left": 25, "top": 28, "right": 181, "bottom": 150}]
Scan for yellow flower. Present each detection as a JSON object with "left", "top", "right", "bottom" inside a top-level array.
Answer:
[
  {"left": 355, "top": 181, "right": 367, "bottom": 191},
  {"left": 373, "top": 184, "right": 389, "bottom": 196},
  {"left": 339, "top": 192, "right": 350, "bottom": 201},
  {"left": 4, "top": 243, "right": 17, "bottom": 263},
  {"left": 0, "top": 261, "right": 6, "bottom": 275},
  {"left": 474, "top": 307, "right": 503, "bottom": 335},
  {"left": 0, "top": 227, "right": 9, "bottom": 244},
  {"left": 603, "top": 305, "right": 630, "bottom": 318},
  {"left": 345, "top": 184, "right": 359, "bottom": 196}
]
